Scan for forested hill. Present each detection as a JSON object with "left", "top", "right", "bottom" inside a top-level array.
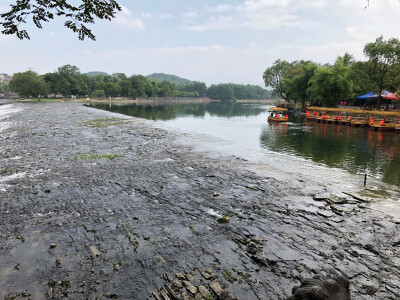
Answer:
[
  {"left": 146, "top": 73, "right": 193, "bottom": 85},
  {"left": 86, "top": 71, "right": 109, "bottom": 77}
]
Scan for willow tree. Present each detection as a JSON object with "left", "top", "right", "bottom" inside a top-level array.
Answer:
[{"left": 263, "top": 59, "right": 292, "bottom": 100}]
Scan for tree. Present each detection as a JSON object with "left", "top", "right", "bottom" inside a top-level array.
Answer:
[
  {"left": 0, "top": 0, "right": 121, "bottom": 41},
  {"left": 263, "top": 59, "right": 291, "bottom": 100},
  {"left": 206, "top": 84, "right": 234, "bottom": 101},
  {"left": 364, "top": 36, "right": 400, "bottom": 108},
  {"left": 0, "top": 82, "right": 10, "bottom": 98},
  {"left": 54, "top": 64, "right": 89, "bottom": 97},
  {"left": 307, "top": 59, "right": 353, "bottom": 107},
  {"left": 9, "top": 70, "right": 48, "bottom": 97},
  {"left": 283, "top": 62, "right": 318, "bottom": 107}
]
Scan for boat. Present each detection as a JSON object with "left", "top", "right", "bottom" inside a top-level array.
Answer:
[
  {"left": 305, "top": 110, "right": 317, "bottom": 121},
  {"left": 268, "top": 107, "right": 289, "bottom": 123},
  {"left": 368, "top": 111, "right": 399, "bottom": 132}
]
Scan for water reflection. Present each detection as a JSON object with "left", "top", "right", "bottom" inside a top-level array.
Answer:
[
  {"left": 261, "top": 117, "right": 400, "bottom": 186},
  {"left": 87, "top": 102, "right": 265, "bottom": 120},
  {"left": 88, "top": 102, "right": 400, "bottom": 186}
]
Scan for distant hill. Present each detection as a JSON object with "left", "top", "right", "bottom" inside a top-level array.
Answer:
[
  {"left": 86, "top": 71, "right": 109, "bottom": 77},
  {"left": 146, "top": 73, "right": 193, "bottom": 85}
]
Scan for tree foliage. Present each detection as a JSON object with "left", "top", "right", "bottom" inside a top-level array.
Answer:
[
  {"left": 9, "top": 70, "right": 48, "bottom": 97},
  {"left": 364, "top": 36, "right": 400, "bottom": 107},
  {"left": 0, "top": 0, "right": 121, "bottom": 40},
  {"left": 263, "top": 59, "right": 292, "bottom": 100},
  {"left": 263, "top": 36, "right": 400, "bottom": 107}
]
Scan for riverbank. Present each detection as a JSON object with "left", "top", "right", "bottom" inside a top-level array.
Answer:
[{"left": 0, "top": 102, "right": 399, "bottom": 299}]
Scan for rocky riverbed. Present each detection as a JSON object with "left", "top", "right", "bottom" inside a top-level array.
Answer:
[{"left": 0, "top": 102, "right": 399, "bottom": 300}]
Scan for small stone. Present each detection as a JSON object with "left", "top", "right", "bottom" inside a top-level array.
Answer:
[
  {"left": 183, "top": 281, "right": 197, "bottom": 295},
  {"left": 186, "top": 274, "right": 195, "bottom": 283},
  {"left": 206, "top": 268, "right": 218, "bottom": 279},
  {"left": 209, "top": 280, "right": 224, "bottom": 296},
  {"left": 217, "top": 216, "right": 230, "bottom": 223},
  {"left": 90, "top": 245, "right": 101, "bottom": 257},
  {"left": 160, "top": 288, "right": 171, "bottom": 300},
  {"left": 194, "top": 293, "right": 203, "bottom": 300},
  {"left": 172, "top": 280, "right": 182, "bottom": 289},
  {"left": 164, "top": 285, "right": 179, "bottom": 300},
  {"left": 200, "top": 270, "right": 211, "bottom": 280},
  {"left": 198, "top": 285, "right": 208, "bottom": 295},
  {"left": 176, "top": 273, "right": 185, "bottom": 280},
  {"left": 56, "top": 258, "right": 62, "bottom": 266},
  {"left": 49, "top": 243, "right": 57, "bottom": 249},
  {"left": 14, "top": 263, "right": 20, "bottom": 270},
  {"left": 330, "top": 205, "right": 344, "bottom": 215},
  {"left": 181, "top": 291, "right": 190, "bottom": 300},
  {"left": 212, "top": 192, "right": 220, "bottom": 197},
  {"left": 152, "top": 291, "right": 162, "bottom": 300}
]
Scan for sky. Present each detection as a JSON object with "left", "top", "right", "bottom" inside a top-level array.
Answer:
[{"left": 0, "top": 0, "right": 400, "bottom": 86}]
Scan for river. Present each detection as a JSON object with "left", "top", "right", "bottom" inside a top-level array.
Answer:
[{"left": 87, "top": 102, "right": 400, "bottom": 187}]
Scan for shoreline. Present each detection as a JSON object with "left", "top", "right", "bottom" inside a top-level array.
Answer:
[{"left": 0, "top": 102, "right": 399, "bottom": 299}]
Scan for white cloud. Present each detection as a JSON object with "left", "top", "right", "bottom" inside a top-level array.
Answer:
[
  {"left": 183, "top": 11, "right": 199, "bottom": 20},
  {"left": 206, "top": 4, "right": 233, "bottom": 13},
  {"left": 183, "top": 16, "right": 234, "bottom": 32},
  {"left": 114, "top": 6, "right": 145, "bottom": 30},
  {"left": 242, "top": 13, "right": 299, "bottom": 30},
  {"left": 159, "top": 13, "right": 173, "bottom": 19},
  {"left": 304, "top": 1, "right": 327, "bottom": 9},
  {"left": 141, "top": 13, "right": 152, "bottom": 18},
  {"left": 237, "top": 0, "right": 291, "bottom": 12}
]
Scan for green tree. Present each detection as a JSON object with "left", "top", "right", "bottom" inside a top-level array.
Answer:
[
  {"left": 364, "top": 36, "right": 400, "bottom": 108},
  {"left": 307, "top": 59, "right": 353, "bottom": 107},
  {"left": 283, "top": 62, "right": 318, "bottom": 107},
  {"left": 350, "top": 61, "right": 377, "bottom": 97},
  {"left": 9, "top": 70, "right": 48, "bottom": 97},
  {"left": 0, "top": 0, "right": 121, "bottom": 40},
  {"left": 0, "top": 82, "right": 10, "bottom": 98},
  {"left": 55, "top": 64, "right": 88, "bottom": 97},
  {"left": 92, "top": 90, "right": 105, "bottom": 98},
  {"left": 263, "top": 59, "right": 292, "bottom": 100},
  {"left": 206, "top": 84, "right": 234, "bottom": 101}
]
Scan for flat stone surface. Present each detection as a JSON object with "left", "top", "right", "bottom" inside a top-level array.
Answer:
[{"left": 0, "top": 102, "right": 399, "bottom": 300}]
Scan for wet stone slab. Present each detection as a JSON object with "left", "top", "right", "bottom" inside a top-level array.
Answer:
[{"left": 0, "top": 102, "right": 399, "bottom": 299}]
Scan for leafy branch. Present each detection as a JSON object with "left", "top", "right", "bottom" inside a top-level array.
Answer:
[{"left": 0, "top": 0, "right": 121, "bottom": 40}]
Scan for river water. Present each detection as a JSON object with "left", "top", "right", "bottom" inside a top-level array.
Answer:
[{"left": 87, "top": 102, "right": 400, "bottom": 187}]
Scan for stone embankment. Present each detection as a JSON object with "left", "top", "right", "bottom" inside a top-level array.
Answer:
[{"left": 0, "top": 102, "right": 399, "bottom": 299}]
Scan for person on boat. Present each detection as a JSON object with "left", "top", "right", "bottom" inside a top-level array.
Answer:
[
  {"left": 313, "top": 110, "right": 316, "bottom": 115},
  {"left": 316, "top": 112, "right": 319, "bottom": 117},
  {"left": 285, "top": 114, "right": 289, "bottom": 120},
  {"left": 338, "top": 115, "right": 342, "bottom": 120},
  {"left": 306, "top": 110, "right": 310, "bottom": 116},
  {"left": 347, "top": 116, "right": 352, "bottom": 121},
  {"left": 369, "top": 117, "right": 374, "bottom": 125},
  {"left": 276, "top": 113, "right": 280, "bottom": 119},
  {"left": 379, "top": 117, "right": 386, "bottom": 125}
]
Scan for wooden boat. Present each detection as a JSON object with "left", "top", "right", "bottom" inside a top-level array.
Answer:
[
  {"left": 268, "top": 107, "right": 288, "bottom": 123},
  {"left": 370, "top": 122, "right": 396, "bottom": 132},
  {"left": 350, "top": 118, "right": 368, "bottom": 127},
  {"left": 368, "top": 111, "right": 400, "bottom": 131}
]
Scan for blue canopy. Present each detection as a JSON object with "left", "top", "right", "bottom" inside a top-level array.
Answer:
[{"left": 355, "top": 91, "right": 379, "bottom": 99}]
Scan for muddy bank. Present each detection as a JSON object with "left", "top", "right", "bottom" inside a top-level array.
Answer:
[{"left": 0, "top": 102, "right": 399, "bottom": 300}]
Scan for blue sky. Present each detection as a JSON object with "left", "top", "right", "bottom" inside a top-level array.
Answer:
[{"left": 1, "top": 0, "right": 399, "bottom": 86}]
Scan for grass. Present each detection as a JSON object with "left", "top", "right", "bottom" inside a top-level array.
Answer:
[
  {"left": 70, "top": 153, "right": 124, "bottom": 160},
  {"left": 82, "top": 118, "right": 126, "bottom": 127},
  {"left": 35, "top": 98, "right": 63, "bottom": 102}
]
